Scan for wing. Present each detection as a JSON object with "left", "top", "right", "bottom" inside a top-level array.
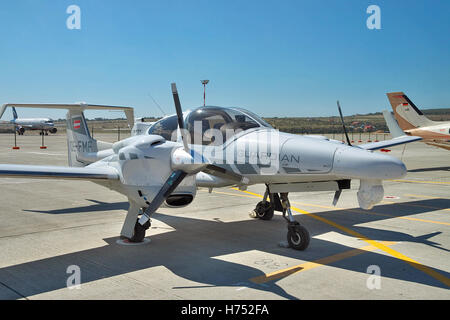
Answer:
[
  {"left": 0, "top": 164, "right": 119, "bottom": 180},
  {"left": 358, "top": 136, "right": 422, "bottom": 151}
]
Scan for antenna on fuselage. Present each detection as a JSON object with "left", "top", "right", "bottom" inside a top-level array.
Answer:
[
  {"left": 337, "top": 100, "right": 352, "bottom": 146},
  {"left": 148, "top": 92, "right": 166, "bottom": 117}
]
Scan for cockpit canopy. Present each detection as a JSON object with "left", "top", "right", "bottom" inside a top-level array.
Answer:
[{"left": 148, "top": 106, "right": 272, "bottom": 145}]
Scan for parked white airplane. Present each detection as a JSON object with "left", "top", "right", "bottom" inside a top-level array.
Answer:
[
  {"left": 3, "top": 106, "right": 58, "bottom": 135},
  {"left": 0, "top": 85, "right": 421, "bottom": 250}
]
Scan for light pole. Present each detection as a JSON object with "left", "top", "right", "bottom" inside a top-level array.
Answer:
[{"left": 201, "top": 80, "right": 209, "bottom": 106}]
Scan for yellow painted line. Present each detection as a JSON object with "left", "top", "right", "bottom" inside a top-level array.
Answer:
[
  {"left": 233, "top": 188, "right": 450, "bottom": 226},
  {"left": 348, "top": 209, "right": 450, "bottom": 226},
  {"left": 391, "top": 179, "right": 450, "bottom": 185},
  {"left": 404, "top": 194, "right": 443, "bottom": 200},
  {"left": 394, "top": 202, "right": 450, "bottom": 212},
  {"left": 199, "top": 188, "right": 261, "bottom": 199},
  {"left": 290, "top": 205, "right": 450, "bottom": 287},
  {"left": 250, "top": 241, "right": 396, "bottom": 284},
  {"left": 233, "top": 188, "right": 450, "bottom": 287}
]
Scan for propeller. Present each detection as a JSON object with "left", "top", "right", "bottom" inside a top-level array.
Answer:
[
  {"left": 337, "top": 100, "right": 352, "bottom": 146},
  {"left": 138, "top": 83, "right": 248, "bottom": 226},
  {"left": 333, "top": 100, "right": 352, "bottom": 206},
  {"left": 171, "top": 83, "right": 190, "bottom": 152}
]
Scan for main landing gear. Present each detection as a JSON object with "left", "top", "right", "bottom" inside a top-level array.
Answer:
[
  {"left": 252, "top": 185, "right": 310, "bottom": 251},
  {"left": 129, "top": 218, "right": 151, "bottom": 243},
  {"left": 119, "top": 200, "right": 152, "bottom": 244}
]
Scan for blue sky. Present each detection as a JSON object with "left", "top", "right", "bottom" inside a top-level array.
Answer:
[{"left": 0, "top": 0, "right": 449, "bottom": 119}]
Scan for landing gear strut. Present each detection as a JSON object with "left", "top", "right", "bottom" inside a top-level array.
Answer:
[
  {"left": 120, "top": 200, "right": 151, "bottom": 243},
  {"left": 279, "top": 193, "right": 310, "bottom": 251},
  {"left": 252, "top": 186, "right": 310, "bottom": 251}
]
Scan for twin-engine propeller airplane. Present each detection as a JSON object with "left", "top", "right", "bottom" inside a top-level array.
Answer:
[{"left": 0, "top": 84, "right": 421, "bottom": 250}]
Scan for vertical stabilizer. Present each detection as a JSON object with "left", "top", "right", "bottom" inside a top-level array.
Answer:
[
  {"left": 12, "top": 107, "right": 18, "bottom": 121},
  {"left": 386, "top": 92, "right": 435, "bottom": 130},
  {"left": 66, "top": 109, "right": 99, "bottom": 167}
]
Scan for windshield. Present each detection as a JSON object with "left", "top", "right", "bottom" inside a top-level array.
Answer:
[
  {"left": 185, "top": 106, "right": 271, "bottom": 145},
  {"left": 147, "top": 115, "right": 178, "bottom": 141},
  {"left": 230, "top": 108, "right": 272, "bottom": 128}
]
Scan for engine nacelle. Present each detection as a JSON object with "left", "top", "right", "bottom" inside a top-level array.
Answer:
[
  {"left": 49, "top": 128, "right": 57, "bottom": 134},
  {"left": 162, "top": 174, "right": 197, "bottom": 208},
  {"left": 163, "top": 194, "right": 194, "bottom": 208},
  {"left": 357, "top": 179, "right": 384, "bottom": 210}
]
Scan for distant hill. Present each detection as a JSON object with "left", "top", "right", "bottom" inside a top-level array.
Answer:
[
  {"left": 2, "top": 108, "right": 448, "bottom": 135},
  {"left": 262, "top": 108, "right": 450, "bottom": 134}
]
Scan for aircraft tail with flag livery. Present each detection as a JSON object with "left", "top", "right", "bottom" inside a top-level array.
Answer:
[
  {"left": 386, "top": 92, "right": 436, "bottom": 130},
  {"left": 386, "top": 92, "right": 450, "bottom": 150},
  {"left": 0, "top": 103, "right": 134, "bottom": 166}
]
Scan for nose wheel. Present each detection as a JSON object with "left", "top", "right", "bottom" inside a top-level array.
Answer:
[
  {"left": 287, "top": 222, "right": 310, "bottom": 250},
  {"left": 279, "top": 192, "right": 310, "bottom": 250},
  {"left": 252, "top": 187, "right": 310, "bottom": 251}
]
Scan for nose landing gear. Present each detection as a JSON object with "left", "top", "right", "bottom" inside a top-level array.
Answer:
[
  {"left": 280, "top": 193, "right": 310, "bottom": 251},
  {"left": 252, "top": 186, "right": 310, "bottom": 251}
]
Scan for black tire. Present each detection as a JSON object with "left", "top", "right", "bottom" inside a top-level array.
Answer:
[
  {"left": 287, "top": 225, "right": 310, "bottom": 250},
  {"left": 129, "top": 219, "right": 151, "bottom": 243},
  {"left": 255, "top": 201, "right": 274, "bottom": 220}
]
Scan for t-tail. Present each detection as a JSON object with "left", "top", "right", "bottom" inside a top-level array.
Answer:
[
  {"left": 0, "top": 103, "right": 134, "bottom": 167},
  {"left": 386, "top": 92, "right": 435, "bottom": 130}
]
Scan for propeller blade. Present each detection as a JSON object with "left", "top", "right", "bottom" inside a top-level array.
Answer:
[
  {"left": 332, "top": 189, "right": 342, "bottom": 206},
  {"left": 138, "top": 170, "right": 188, "bottom": 225},
  {"left": 171, "top": 83, "right": 190, "bottom": 151},
  {"left": 337, "top": 101, "right": 352, "bottom": 146}
]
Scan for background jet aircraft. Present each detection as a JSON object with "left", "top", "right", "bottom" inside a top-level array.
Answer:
[
  {"left": 387, "top": 92, "right": 450, "bottom": 150},
  {"left": 6, "top": 106, "right": 58, "bottom": 135},
  {"left": 0, "top": 84, "right": 421, "bottom": 251}
]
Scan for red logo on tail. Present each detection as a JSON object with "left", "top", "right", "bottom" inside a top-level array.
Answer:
[{"left": 73, "top": 119, "right": 81, "bottom": 129}]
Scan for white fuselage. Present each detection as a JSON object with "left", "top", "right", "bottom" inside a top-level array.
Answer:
[{"left": 12, "top": 118, "right": 55, "bottom": 131}]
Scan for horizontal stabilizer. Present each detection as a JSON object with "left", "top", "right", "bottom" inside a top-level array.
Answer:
[
  {"left": 358, "top": 136, "right": 422, "bottom": 151},
  {"left": 0, "top": 103, "right": 134, "bottom": 128},
  {"left": 0, "top": 164, "right": 119, "bottom": 180}
]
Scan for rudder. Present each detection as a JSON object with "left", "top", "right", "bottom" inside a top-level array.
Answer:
[
  {"left": 386, "top": 92, "right": 435, "bottom": 130},
  {"left": 66, "top": 110, "right": 99, "bottom": 167}
]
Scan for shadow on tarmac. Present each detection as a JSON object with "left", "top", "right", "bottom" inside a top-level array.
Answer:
[{"left": 2, "top": 198, "right": 449, "bottom": 299}]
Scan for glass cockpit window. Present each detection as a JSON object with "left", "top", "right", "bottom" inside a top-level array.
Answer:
[
  {"left": 185, "top": 107, "right": 266, "bottom": 145},
  {"left": 148, "top": 115, "right": 178, "bottom": 141},
  {"left": 232, "top": 108, "right": 273, "bottom": 128}
]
